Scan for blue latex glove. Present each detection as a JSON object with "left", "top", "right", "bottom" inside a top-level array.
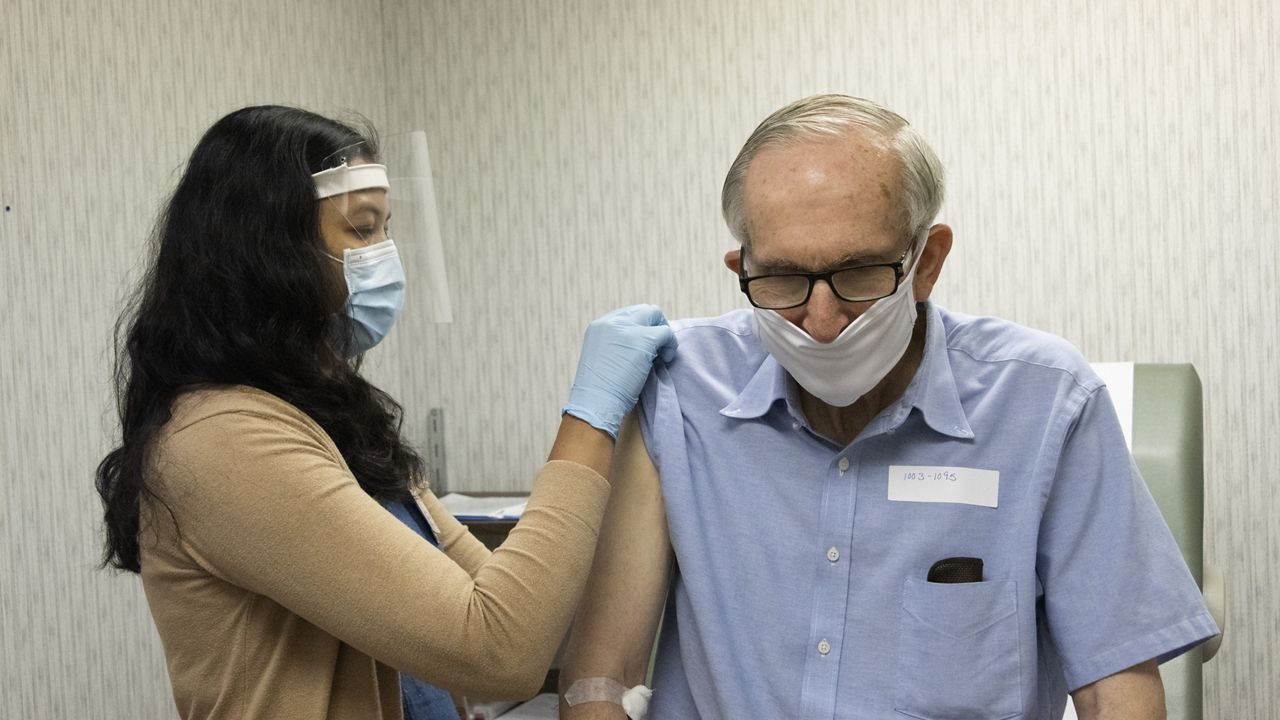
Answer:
[{"left": 563, "top": 304, "right": 678, "bottom": 438}]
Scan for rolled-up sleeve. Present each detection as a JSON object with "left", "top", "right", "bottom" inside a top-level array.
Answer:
[{"left": 1035, "top": 386, "right": 1218, "bottom": 690}]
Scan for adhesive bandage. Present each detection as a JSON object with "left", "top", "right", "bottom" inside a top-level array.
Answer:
[{"left": 564, "top": 677, "right": 652, "bottom": 719}]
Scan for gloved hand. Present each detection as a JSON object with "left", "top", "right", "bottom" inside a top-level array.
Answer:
[{"left": 563, "top": 304, "right": 678, "bottom": 438}]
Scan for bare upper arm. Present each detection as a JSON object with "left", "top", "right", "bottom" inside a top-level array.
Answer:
[
  {"left": 1070, "top": 659, "right": 1165, "bottom": 720},
  {"left": 560, "top": 414, "right": 672, "bottom": 716}
]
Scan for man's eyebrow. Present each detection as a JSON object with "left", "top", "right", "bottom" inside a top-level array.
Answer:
[
  {"left": 750, "top": 259, "right": 818, "bottom": 273},
  {"left": 751, "top": 250, "right": 893, "bottom": 273}
]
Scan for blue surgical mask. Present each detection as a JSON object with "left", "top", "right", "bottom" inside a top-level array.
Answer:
[{"left": 327, "top": 239, "right": 405, "bottom": 354}]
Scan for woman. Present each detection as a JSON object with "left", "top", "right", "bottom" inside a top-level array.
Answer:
[{"left": 95, "top": 105, "right": 675, "bottom": 720}]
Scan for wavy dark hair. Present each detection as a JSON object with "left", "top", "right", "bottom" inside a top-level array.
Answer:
[{"left": 97, "top": 105, "right": 424, "bottom": 572}]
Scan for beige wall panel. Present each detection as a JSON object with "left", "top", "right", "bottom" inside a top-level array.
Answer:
[
  {"left": 376, "top": 1, "right": 1276, "bottom": 717},
  {"left": 1, "top": 0, "right": 387, "bottom": 717}
]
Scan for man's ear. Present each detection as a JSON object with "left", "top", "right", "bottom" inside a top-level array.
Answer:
[
  {"left": 912, "top": 224, "right": 952, "bottom": 302},
  {"left": 724, "top": 248, "right": 742, "bottom": 274}
]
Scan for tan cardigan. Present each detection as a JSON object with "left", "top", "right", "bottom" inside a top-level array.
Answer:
[{"left": 139, "top": 386, "right": 610, "bottom": 719}]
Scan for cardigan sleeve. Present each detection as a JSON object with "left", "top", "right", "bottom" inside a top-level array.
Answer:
[
  {"left": 152, "top": 393, "right": 610, "bottom": 699},
  {"left": 416, "top": 486, "right": 492, "bottom": 577}
]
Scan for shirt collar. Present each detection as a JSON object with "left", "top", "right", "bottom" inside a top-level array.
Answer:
[
  {"left": 718, "top": 302, "right": 974, "bottom": 440},
  {"left": 905, "top": 301, "right": 974, "bottom": 439},
  {"left": 719, "top": 354, "right": 788, "bottom": 420}
]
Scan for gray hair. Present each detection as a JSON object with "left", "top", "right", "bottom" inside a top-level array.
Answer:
[{"left": 721, "top": 94, "right": 945, "bottom": 246}]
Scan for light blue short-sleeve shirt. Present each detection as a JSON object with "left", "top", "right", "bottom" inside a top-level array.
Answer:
[{"left": 636, "top": 302, "right": 1217, "bottom": 720}]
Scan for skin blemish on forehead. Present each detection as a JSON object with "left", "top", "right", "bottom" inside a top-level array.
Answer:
[
  {"left": 803, "top": 166, "right": 832, "bottom": 185},
  {"left": 879, "top": 181, "right": 892, "bottom": 200}
]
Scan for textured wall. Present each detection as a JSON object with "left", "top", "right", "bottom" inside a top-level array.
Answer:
[
  {"left": 0, "top": 0, "right": 388, "bottom": 716},
  {"left": 374, "top": 1, "right": 1276, "bottom": 717},
  {"left": 3, "top": 0, "right": 1276, "bottom": 717}
]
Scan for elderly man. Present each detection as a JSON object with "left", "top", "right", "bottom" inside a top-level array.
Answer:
[{"left": 559, "top": 95, "right": 1217, "bottom": 719}]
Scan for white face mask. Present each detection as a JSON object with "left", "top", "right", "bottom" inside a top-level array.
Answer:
[
  {"left": 327, "top": 238, "right": 405, "bottom": 355},
  {"left": 752, "top": 243, "right": 924, "bottom": 407}
]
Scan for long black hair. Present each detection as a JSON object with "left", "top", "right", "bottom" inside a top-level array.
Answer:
[{"left": 97, "top": 105, "right": 424, "bottom": 572}]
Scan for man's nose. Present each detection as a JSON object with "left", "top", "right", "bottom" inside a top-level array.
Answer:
[{"left": 800, "top": 280, "right": 855, "bottom": 343}]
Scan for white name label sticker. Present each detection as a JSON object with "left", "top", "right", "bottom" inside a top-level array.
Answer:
[{"left": 887, "top": 465, "right": 1000, "bottom": 508}]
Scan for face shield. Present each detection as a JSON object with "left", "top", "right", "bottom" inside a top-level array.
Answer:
[{"left": 313, "top": 130, "right": 453, "bottom": 324}]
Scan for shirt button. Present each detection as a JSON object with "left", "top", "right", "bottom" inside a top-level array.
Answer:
[
  {"left": 817, "top": 639, "right": 831, "bottom": 655},
  {"left": 792, "top": 421, "right": 802, "bottom": 431},
  {"left": 837, "top": 457, "right": 850, "bottom": 473},
  {"left": 826, "top": 547, "right": 840, "bottom": 563}
]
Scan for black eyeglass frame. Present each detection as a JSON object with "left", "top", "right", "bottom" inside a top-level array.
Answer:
[{"left": 737, "top": 242, "right": 916, "bottom": 310}]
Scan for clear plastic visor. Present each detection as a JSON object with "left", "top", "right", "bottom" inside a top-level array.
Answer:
[{"left": 315, "top": 131, "right": 452, "bottom": 322}]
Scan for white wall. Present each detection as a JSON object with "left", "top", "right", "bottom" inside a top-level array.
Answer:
[{"left": 2, "top": 0, "right": 1275, "bottom": 717}]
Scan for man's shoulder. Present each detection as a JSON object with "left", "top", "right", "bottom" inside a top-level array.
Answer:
[
  {"left": 640, "top": 308, "right": 771, "bottom": 418},
  {"left": 665, "top": 308, "right": 768, "bottom": 368},
  {"left": 937, "top": 307, "right": 1102, "bottom": 391},
  {"left": 669, "top": 308, "right": 756, "bottom": 340}
]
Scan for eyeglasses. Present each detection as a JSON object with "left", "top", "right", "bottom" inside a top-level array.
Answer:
[{"left": 738, "top": 243, "right": 914, "bottom": 310}]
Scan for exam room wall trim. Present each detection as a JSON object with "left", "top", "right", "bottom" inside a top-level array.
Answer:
[{"left": 369, "top": 1, "right": 1275, "bottom": 718}]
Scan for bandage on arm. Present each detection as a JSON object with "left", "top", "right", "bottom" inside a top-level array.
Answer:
[
  {"left": 559, "top": 416, "right": 672, "bottom": 719},
  {"left": 564, "top": 678, "right": 653, "bottom": 719}
]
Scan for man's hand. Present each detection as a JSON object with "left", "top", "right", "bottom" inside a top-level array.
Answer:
[{"left": 1071, "top": 659, "right": 1165, "bottom": 720}]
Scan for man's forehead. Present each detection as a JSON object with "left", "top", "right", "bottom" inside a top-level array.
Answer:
[
  {"left": 745, "top": 137, "right": 898, "bottom": 206},
  {"left": 742, "top": 135, "right": 905, "bottom": 268},
  {"left": 746, "top": 133, "right": 896, "bottom": 182}
]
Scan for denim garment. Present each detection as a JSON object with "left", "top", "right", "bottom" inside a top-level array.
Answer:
[
  {"left": 381, "top": 497, "right": 459, "bottom": 720},
  {"left": 637, "top": 302, "right": 1217, "bottom": 720}
]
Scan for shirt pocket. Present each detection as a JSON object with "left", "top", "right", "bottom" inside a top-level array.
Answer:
[{"left": 893, "top": 577, "right": 1022, "bottom": 720}]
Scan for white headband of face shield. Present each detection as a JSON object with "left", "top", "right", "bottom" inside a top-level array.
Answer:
[{"left": 312, "top": 162, "right": 390, "bottom": 199}]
